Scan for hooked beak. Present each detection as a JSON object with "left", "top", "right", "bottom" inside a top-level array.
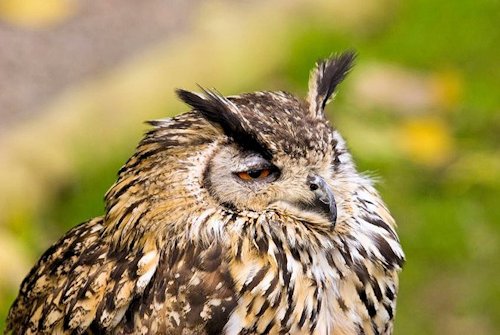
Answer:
[{"left": 306, "top": 174, "right": 337, "bottom": 226}]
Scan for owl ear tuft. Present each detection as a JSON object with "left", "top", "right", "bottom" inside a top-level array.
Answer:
[
  {"left": 176, "top": 87, "right": 273, "bottom": 158},
  {"left": 176, "top": 87, "right": 232, "bottom": 126},
  {"left": 307, "top": 51, "right": 356, "bottom": 118}
]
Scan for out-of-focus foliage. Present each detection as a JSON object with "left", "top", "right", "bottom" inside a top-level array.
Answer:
[
  {"left": 0, "top": 0, "right": 77, "bottom": 28},
  {"left": 0, "top": 0, "right": 498, "bottom": 333}
]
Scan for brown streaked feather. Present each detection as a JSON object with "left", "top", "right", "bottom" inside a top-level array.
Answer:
[
  {"left": 112, "top": 241, "right": 237, "bottom": 334},
  {"left": 6, "top": 218, "right": 105, "bottom": 334}
]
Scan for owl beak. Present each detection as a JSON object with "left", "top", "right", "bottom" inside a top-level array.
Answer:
[{"left": 307, "top": 174, "right": 337, "bottom": 226}]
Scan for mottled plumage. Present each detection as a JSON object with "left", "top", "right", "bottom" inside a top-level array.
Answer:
[{"left": 6, "top": 51, "right": 404, "bottom": 335}]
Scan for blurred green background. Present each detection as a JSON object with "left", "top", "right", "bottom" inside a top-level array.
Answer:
[{"left": 0, "top": 0, "right": 498, "bottom": 333}]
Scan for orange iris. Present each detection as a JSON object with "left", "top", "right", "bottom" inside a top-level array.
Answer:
[{"left": 236, "top": 168, "right": 271, "bottom": 181}]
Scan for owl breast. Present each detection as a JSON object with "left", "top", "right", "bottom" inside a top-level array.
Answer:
[{"left": 217, "top": 210, "right": 399, "bottom": 335}]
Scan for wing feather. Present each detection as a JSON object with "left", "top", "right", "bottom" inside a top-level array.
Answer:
[
  {"left": 5, "top": 218, "right": 160, "bottom": 334},
  {"left": 7, "top": 218, "right": 104, "bottom": 333}
]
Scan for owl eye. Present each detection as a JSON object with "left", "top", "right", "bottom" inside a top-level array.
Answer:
[{"left": 236, "top": 168, "right": 271, "bottom": 181}]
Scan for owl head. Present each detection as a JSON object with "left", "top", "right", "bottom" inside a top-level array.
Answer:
[
  {"left": 179, "top": 52, "right": 356, "bottom": 225},
  {"left": 106, "top": 52, "right": 363, "bottom": 237}
]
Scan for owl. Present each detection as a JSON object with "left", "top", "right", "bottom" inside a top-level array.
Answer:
[{"left": 6, "top": 51, "right": 404, "bottom": 335}]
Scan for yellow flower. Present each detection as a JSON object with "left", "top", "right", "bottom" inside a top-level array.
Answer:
[{"left": 399, "top": 117, "right": 454, "bottom": 167}]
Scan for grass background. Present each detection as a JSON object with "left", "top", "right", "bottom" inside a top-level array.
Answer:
[{"left": 0, "top": 0, "right": 498, "bottom": 333}]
